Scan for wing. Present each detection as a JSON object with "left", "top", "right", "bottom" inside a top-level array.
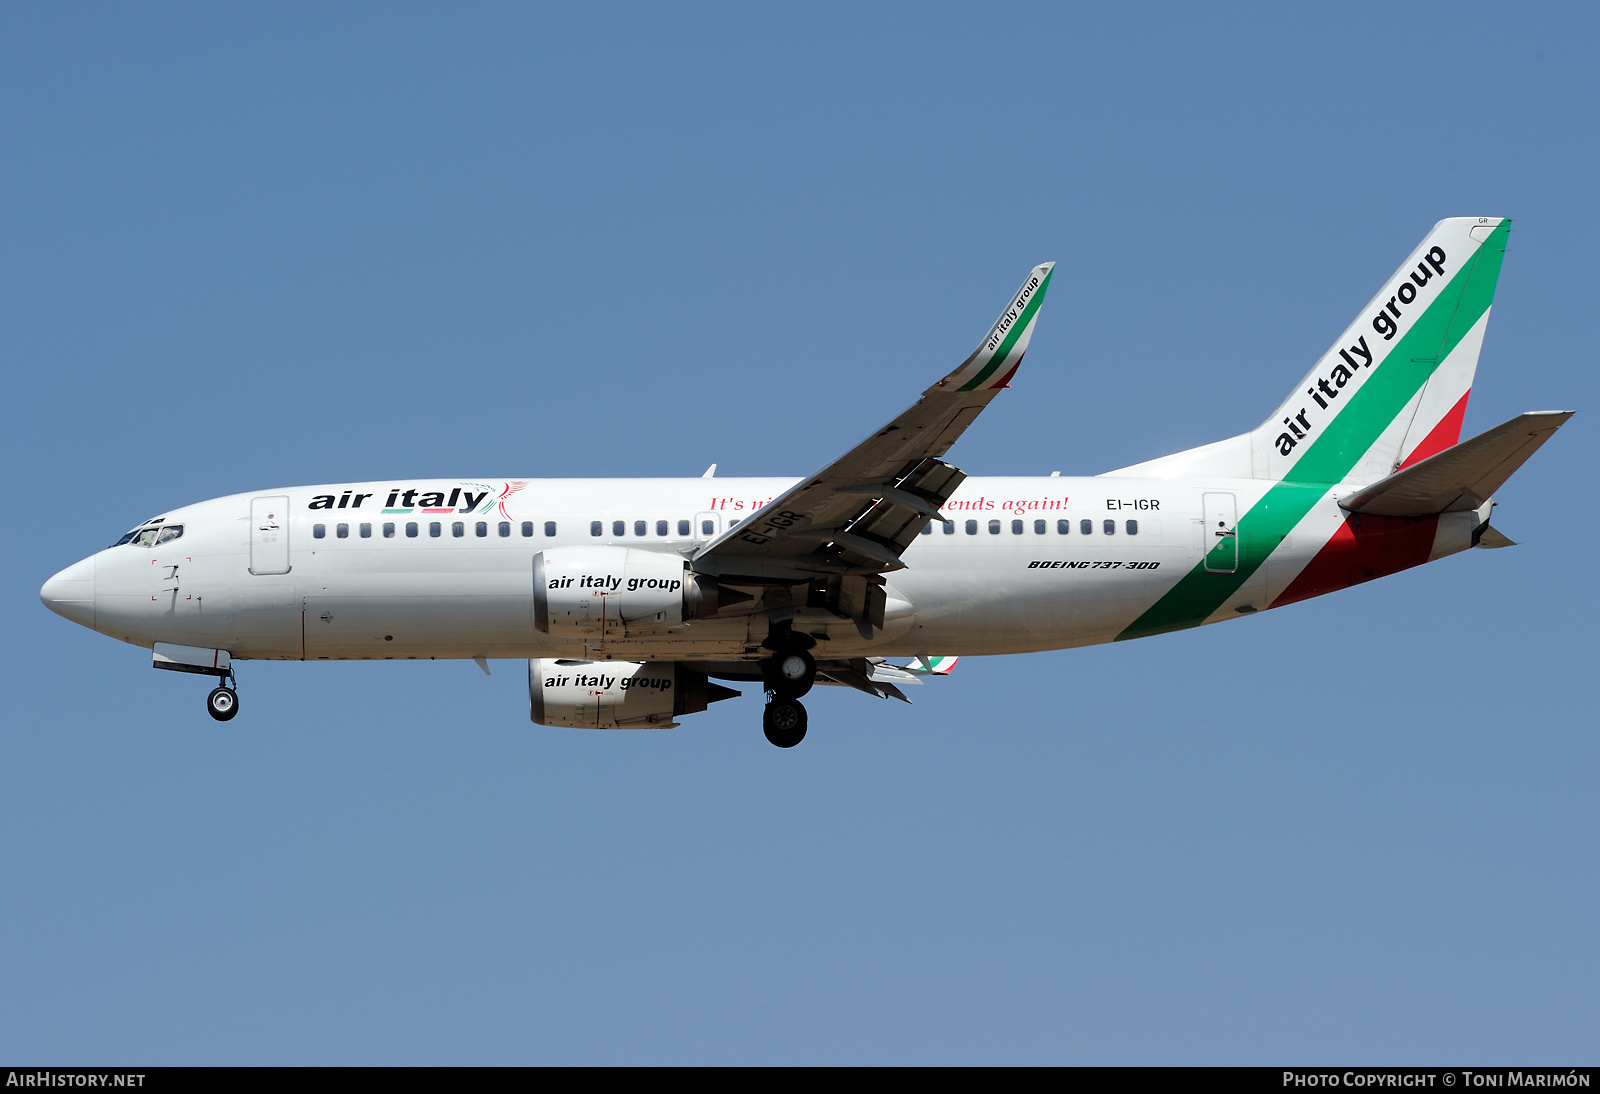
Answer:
[{"left": 692, "top": 262, "right": 1055, "bottom": 593}]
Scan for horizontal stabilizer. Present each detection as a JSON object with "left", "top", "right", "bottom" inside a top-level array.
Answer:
[
  {"left": 1475, "top": 524, "right": 1516, "bottom": 548},
  {"left": 1339, "top": 411, "right": 1572, "bottom": 517}
]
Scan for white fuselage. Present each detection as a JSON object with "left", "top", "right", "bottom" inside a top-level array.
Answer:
[{"left": 46, "top": 473, "right": 1479, "bottom": 666}]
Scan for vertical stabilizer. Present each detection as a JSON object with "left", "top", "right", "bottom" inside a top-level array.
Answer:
[
  {"left": 1119, "top": 218, "right": 1513, "bottom": 640},
  {"left": 1251, "top": 217, "right": 1509, "bottom": 484}
]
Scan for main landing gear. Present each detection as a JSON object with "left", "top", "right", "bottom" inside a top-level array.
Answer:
[
  {"left": 206, "top": 668, "right": 240, "bottom": 722},
  {"left": 760, "top": 622, "right": 816, "bottom": 748},
  {"left": 763, "top": 697, "right": 807, "bottom": 748},
  {"left": 770, "top": 649, "right": 815, "bottom": 699}
]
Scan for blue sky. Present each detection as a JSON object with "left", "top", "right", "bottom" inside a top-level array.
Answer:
[{"left": 3, "top": 3, "right": 1596, "bottom": 1064}]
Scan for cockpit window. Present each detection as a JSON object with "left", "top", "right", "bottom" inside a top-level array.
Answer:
[{"left": 119, "top": 523, "right": 183, "bottom": 547}]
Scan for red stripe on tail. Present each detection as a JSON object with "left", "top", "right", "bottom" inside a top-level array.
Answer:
[
  {"left": 1272, "top": 512, "right": 1439, "bottom": 608},
  {"left": 1397, "top": 390, "right": 1471, "bottom": 471}
]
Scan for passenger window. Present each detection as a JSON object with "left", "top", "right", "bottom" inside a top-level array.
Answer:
[
  {"left": 156, "top": 525, "right": 184, "bottom": 544},
  {"left": 612, "top": 520, "right": 625, "bottom": 537},
  {"left": 543, "top": 522, "right": 556, "bottom": 537},
  {"left": 1058, "top": 519, "right": 1070, "bottom": 534},
  {"left": 430, "top": 522, "right": 442, "bottom": 537},
  {"left": 360, "top": 523, "right": 372, "bottom": 538},
  {"left": 633, "top": 520, "right": 646, "bottom": 536},
  {"left": 966, "top": 520, "right": 978, "bottom": 535},
  {"left": 384, "top": 522, "right": 396, "bottom": 538},
  {"left": 678, "top": 519, "right": 690, "bottom": 536},
  {"left": 729, "top": 519, "right": 740, "bottom": 527},
  {"left": 523, "top": 522, "right": 536, "bottom": 538},
  {"left": 590, "top": 521, "right": 603, "bottom": 537},
  {"left": 656, "top": 520, "right": 668, "bottom": 536},
  {"left": 920, "top": 522, "right": 932, "bottom": 535},
  {"left": 313, "top": 524, "right": 326, "bottom": 539},
  {"left": 476, "top": 522, "right": 488, "bottom": 537},
  {"left": 1080, "top": 519, "right": 1093, "bottom": 535},
  {"left": 1034, "top": 519, "right": 1046, "bottom": 534},
  {"left": 943, "top": 520, "right": 955, "bottom": 534},
  {"left": 701, "top": 519, "right": 714, "bottom": 535},
  {"left": 1011, "top": 519, "right": 1023, "bottom": 534},
  {"left": 1126, "top": 520, "right": 1138, "bottom": 535},
  {"left": 452, "top": 522, "right": 465, "bottom": 538},
  {"left": 1103, "top": 519, "right": 1115, "bottom": 535},
  {"left": 336, "top": 523, "right": 349, "bottom": 539},
  {"left": 988, "top": 519, "right": 1001, "bottom": 534},
  {"left": 406, "top": 522, "right": 418, "bottom": 538},
  {"left": 498, "top": 522, "right": 510, "bottom": 537}
]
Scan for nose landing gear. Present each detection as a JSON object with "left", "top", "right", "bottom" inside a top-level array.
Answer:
[
  {"left": 205, "top": 667, "right": 240, "bottom": 722},
  {"left": 150, "top": 644, "right": 242, "bottom": 723}
]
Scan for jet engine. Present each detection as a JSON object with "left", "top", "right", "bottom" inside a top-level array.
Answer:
[
  {"left": 533, "top": 547, "right": 749, "bottom": 638},
  {"left": 528, "top": 658, "right": 739, "bottom": 729}
]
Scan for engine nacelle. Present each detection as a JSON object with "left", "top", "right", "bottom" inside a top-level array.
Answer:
[
  {"left": 533, "top": 547, "right": 751, "bottom": 636},
  {"left": 528, "top": 659, "right": 739, "bottom": 729},
  {"left": 534, "top": 547, "right": 689, "bottom": 638}
]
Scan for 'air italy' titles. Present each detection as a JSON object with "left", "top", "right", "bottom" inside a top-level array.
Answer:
[{"left": 306, "top": 487, "right": 492, "bottom": 512}]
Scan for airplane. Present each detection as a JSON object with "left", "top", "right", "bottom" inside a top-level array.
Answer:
[{"left": 40, "top": 217, "right": 1570, "bottom": 748}]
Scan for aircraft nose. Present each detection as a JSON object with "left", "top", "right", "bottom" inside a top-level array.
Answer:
[{"left": 40, "top": 556, "right": 95, "bottom": 629}]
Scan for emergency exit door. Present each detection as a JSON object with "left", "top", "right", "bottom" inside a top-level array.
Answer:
[
  {"left": 692, "top": 511, "right": 720, "bottom": 545},
  {"left": 1202, "top": 492, "right": 1238, "bottom": 574},
  {"left": 250, "top": 496, "right": 292, "bottom": 575}
]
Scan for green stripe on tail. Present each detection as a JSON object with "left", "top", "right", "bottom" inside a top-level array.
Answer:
[{"left": 1116, "top": 220, "right": 1510, "bottom": 641}]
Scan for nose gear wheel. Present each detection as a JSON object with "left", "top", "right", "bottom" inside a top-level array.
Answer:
[{"left": 207, "top": 686, "right": 239, "bottom": 722}]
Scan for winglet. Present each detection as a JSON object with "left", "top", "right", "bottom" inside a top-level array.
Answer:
[{"left": 936, "top": 263, "right": 1055, "bottom": 393}]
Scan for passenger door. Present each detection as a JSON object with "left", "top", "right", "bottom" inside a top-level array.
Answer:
[
  {"left": 1202, "top": 492, "right": 1238, "bottom": 574},
  {"left": 250, "top": 496, "right": 291, "bottom": 575}
]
